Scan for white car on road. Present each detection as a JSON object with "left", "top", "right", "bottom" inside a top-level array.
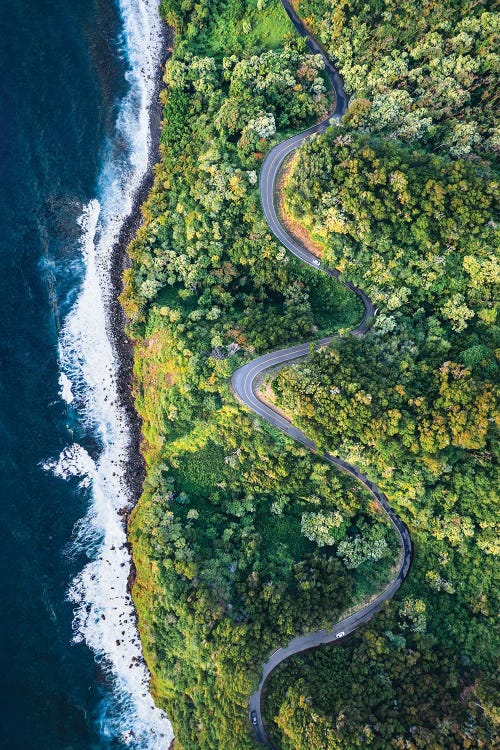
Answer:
[{"left": 336, "top": 631, "right": 345, "bottom": 638}]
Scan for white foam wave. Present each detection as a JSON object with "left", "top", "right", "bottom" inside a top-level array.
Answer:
[
  {"left": 59, "top": 372, "right": 75, "bottom": 404},
  {"left": 47, "top": 0, "right": 173, "bottom": 746},
  {"left": 42, "top": 443, "right": 95, "bottom": 487}
]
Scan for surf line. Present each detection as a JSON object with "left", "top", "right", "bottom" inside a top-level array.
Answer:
[{"left": 45, "top": 0, "right": 173, "bottom": 746}]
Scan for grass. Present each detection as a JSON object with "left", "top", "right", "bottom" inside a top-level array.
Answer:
[
  {"left": 247, "top": 0, "right": 295, "bottom": 49},
  {"left": 190, "top": 0, "right": 294, "bottom": 57}
]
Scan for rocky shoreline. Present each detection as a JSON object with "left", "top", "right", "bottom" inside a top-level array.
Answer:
[{"left": 106, "top": 22, "right": 173, "bottom": 521}]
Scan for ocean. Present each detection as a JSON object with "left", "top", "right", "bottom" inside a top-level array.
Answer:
[{"left": 0, "top": 0, "right": 172, "bottom": 747}]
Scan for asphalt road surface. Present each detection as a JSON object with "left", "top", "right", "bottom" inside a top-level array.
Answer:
[{"left": 230, "top": 1, "right": 413, "bottom": 745}]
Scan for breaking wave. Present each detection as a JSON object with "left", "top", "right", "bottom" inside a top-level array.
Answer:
[{"left": 44, "top": 0, "right": 173, "bottom": 746}]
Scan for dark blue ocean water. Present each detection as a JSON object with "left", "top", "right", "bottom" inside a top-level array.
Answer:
[{"left": 0, "top": 1, "right": 169, "bottom": 748}]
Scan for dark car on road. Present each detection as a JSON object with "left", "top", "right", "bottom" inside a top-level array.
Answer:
[{"left": 251, "top": 711, "right": 258, "bottom": 726}]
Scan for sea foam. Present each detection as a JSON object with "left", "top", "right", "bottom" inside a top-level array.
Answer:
[{"left": 45, "top": 0, "right": 173, "bottom": 746}]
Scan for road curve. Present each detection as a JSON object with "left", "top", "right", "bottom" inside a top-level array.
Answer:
[{"left": 230, "top": 1, "right": 412, "bottom": 745}]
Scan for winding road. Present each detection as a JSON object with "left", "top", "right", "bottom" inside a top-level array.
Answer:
[{"left": 230, "top": 1, "right": 413, "bottom": 745}]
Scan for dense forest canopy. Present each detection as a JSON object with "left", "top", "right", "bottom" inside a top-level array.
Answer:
[
  {"left": 265, "top": 0, "right": 499, "bottom": 746},
  {"left": 264, "top": 606, "right": 497, "bottom": 749},
  {"left": 122, "top": 0, "right": 499, "bottom": 747},
  {"left": 298, "top": 0, "right": 499, "bottom": 155}
]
